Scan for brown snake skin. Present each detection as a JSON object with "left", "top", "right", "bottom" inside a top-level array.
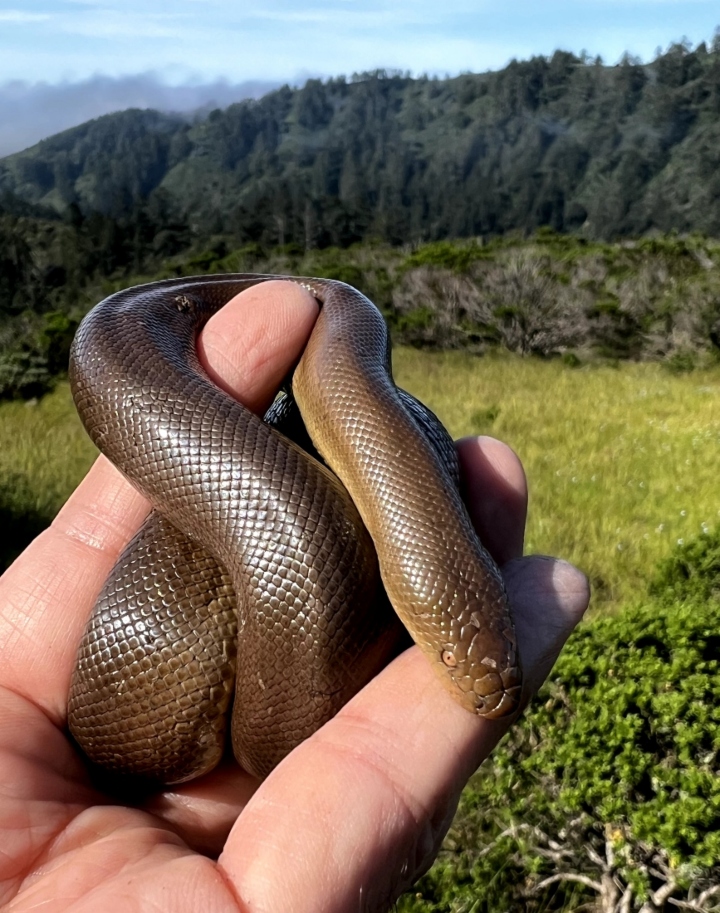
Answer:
[{"left": 67, "top": 275, "right": 521, "bottom": 783}]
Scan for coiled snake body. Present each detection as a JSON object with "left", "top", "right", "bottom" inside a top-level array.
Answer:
[{"left": 67, "top": 276, "right": 521, "bottom": 783}]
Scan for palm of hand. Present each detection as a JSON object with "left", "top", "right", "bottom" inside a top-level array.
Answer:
[{"left": 0, "top": 283, "right": 588, "bottom": 913}]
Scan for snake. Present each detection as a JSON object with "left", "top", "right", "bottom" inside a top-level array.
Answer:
[{"left": 67, "top": 275, "right": 522, "bottom": 784}]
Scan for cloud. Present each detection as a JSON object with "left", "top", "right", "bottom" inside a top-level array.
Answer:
[
  {"left": 0, "top": 73, "right": 280, "bottom": 158},
  {"left": 56, "top": 9, "right": 193, "bottom": 40},
  {"left": 0, "top": 10, "right": 52, "bottom": 22}
]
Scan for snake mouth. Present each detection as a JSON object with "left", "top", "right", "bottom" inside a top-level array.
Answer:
[
  {"left": 441, "top": 654, "right": 523, "bottom": 718},
  {"left": 466, "top": 661, "right": 523, "bottom": 718},
  {"left": 475, "top": 684, "right": 523, "bottom": 718}
]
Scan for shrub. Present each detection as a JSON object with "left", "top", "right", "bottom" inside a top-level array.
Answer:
[
  {"left": 0, "top": 350, "right": 54, "bottom": 400},
  {"left": 0, "top": 310, "right": 77, "bottom": 400},
  {"left": 649, "top": 526, "right": 720, "bottom": 606},
  {"left": 402, "top": 240, "right": 491, "bottom": 273},
  {"left": 401, "top": 533, "right": 720, "bottom": 911}
]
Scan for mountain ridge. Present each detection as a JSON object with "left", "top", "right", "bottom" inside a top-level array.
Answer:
[{"left": 2, "top": 42, "right": 720, "bottom": 244}]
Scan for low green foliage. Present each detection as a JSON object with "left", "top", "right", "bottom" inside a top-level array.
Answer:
[
  {"left": 0, "top": 310, "right": 79, "bottom": 399},
  {"left": 401, "top": 583, "right": 720, "bottom": 911},
  {"left": 532, "top": 598, "right": 720, "bottom": 871},
  {"left": 650, "top": 526, "right": 720, "bottom": 606},
  {"left": 4, "top": 229, "right": 720, "bottom": 400},
  {"left": 0, "top": 350, "right": 53, "bottom": 400},
  {"left": 401, "top": 240, "right": 495, "bottom": 273}
]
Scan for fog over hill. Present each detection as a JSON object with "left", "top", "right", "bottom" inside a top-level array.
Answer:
[{"left": 0, "top": 73, "right": 280, "bottom": 157}]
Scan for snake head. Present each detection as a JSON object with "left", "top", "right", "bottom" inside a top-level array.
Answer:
[{"left": 436, "top": 621, "right": 522, "bottom": 719}]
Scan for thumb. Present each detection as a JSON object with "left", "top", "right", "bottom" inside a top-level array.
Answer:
[{"left": 199, "top": 279, "right": 318, "bottom": 413}]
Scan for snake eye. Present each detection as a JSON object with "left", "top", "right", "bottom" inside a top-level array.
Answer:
[{"left": 441, "top": 650, "right": 457, "bottom": 667}]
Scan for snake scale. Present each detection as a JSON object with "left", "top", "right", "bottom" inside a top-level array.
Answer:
[{"left": 67, "top": 275, "right": 521, "bottom": 783}]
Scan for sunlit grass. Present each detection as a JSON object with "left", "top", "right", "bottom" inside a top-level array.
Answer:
[
  {"left": 393, "top": 348, "right": 720, "bottom": 612},
  {"left": 2, "top": 356, "right": 719, "bottom": 614},
  {"left": 0, "top": 383, "right": 96, "bottom": 514}
]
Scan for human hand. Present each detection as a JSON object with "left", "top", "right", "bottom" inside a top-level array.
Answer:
[{"left": 0, "top": 282, "right": 589, "bottom": 913}]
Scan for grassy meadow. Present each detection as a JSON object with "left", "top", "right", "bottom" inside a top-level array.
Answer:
[
  {"left": 0, "top": 385, "right": 97, "bottom": 566},
  {"left": 395, "top": 349, "right": 720, "bottom": 612},
  {"left": 2, "top": 350, "right": 719, "bottom": 616}
]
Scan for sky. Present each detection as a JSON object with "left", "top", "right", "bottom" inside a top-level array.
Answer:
[{"left": 1, "top": 0, "right": 719, "bottom": 157}]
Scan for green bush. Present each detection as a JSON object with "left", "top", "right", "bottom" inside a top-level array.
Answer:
[
  {"left": 560, "top": 351, "right": 582, "bottom": 368},
  {"left": 0, "top": 311, "right": 78, "bottom": 400},
  {"left": 0, "top": 350, "right": 53, "bottom": 400},
  {"left": 402, "top": 241, "right": 491, "bottom": 273},
  {"left": 401, "top": 533, "right": 720, "bottom": 910},
  {"left": 665, "top": 349, "right": 698, "bottom": 374},
  {"left": 649, "top": 526, "right": 720, "bottom": 606},
  {"left": 39, "top": 311, "right": 79, "bottom": 375},
  {"left": 308, "top": 261, "right": 365, "bottom": 288}
]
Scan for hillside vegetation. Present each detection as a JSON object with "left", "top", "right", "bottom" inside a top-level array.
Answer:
[
  {"left": 3, "top": 40, "right": 720, "bottom": 243},
  {"left": 2, "top": 229, "right": 720, "bottom": 400},
  {"left": 3, "top": 39, "right": 720, "bottom": 401}
]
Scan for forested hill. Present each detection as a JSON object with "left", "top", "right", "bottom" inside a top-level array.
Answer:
[{"left": 3, "top": 40, "right": 720, "bottom": 244}]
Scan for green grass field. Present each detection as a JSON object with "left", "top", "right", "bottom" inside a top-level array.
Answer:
[
  {"left": 394, "top": 350, "right": 720, "bottom": 612},
  {"left": 0, "top": 385, "right": 97, "bottom": 518},
  {"left": 2, "top": 352, "right": 719, "bottom": 615},
  {"left": 0, "top": 384, "right": 97, "bottom": 567}
]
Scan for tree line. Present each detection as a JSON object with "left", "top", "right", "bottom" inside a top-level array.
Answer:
[
  {"left": 2, "top": 36, "right": 720, "bottom": 398},
  {"left": 3, "top": 36, "right": 720, "bottom": 244}
]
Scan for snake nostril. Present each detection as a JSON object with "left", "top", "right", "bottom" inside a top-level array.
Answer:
[{"left": 441, "top": 650, "right": 458, "bottom": 667}]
